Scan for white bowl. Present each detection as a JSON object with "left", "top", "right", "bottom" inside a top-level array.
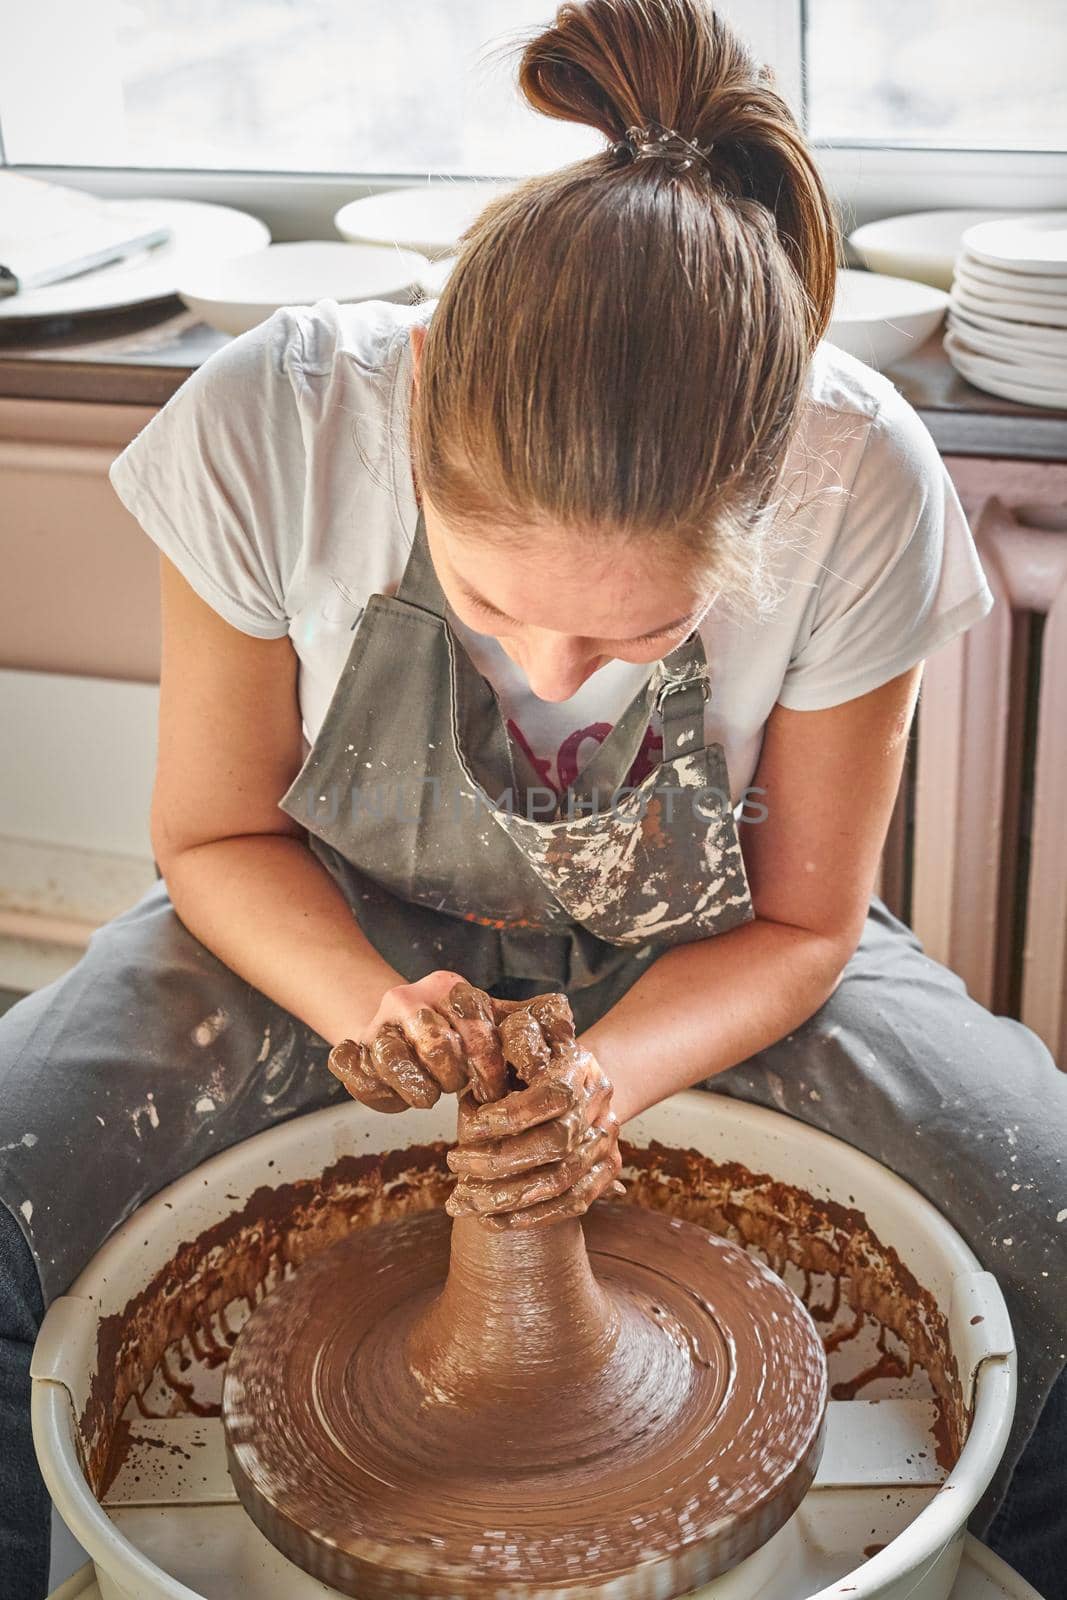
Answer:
[
  {"left": 41, "top": 1537, "right": 1051, "bottom": 1600},
  {"left": 335, "top": 181, "right": 516, "bottom": 260},
  {"left": 847, "top": 210, "right": 1017, "bottom": 291},
  {"left": 175, "top": 240, "right": 429, "bottom": 335},
  {"left": 828, "top": 268, "right": 949, "bottom": 369}
]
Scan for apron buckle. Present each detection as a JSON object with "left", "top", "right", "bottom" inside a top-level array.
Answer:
[{"left": 653, "top": 670, "right": 710, "bottom": 714}]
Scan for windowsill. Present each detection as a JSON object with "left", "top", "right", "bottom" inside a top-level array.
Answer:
[
  {"left": 0, "top": 301, "right": 1063, "bottom": 460},
  {"left": 0, "top": 297, "right": 225, "bottom": 406}
]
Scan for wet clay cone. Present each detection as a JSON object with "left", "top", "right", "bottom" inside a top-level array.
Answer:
[
  {"left": 224, "top": 1004, "right": 828, "bottom": 1599},
  {"left": 408, "top": 1210, "right": 621, "bottom": 1413}
]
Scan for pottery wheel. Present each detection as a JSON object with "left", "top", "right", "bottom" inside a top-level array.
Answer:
[{"left": 223, "top": 1177, "right": 827, "bottom": 1597}]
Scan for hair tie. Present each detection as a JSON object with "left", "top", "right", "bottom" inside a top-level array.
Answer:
[{"left": 613, "top": 120, "right": 716, "bottom": 173}]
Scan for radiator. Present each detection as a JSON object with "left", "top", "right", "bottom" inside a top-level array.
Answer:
[{"left": 880, "top": 457, "right": 1067, "bottom": 1069}]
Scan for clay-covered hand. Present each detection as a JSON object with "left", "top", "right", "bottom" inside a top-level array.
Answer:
[
  {"left": 327, "top": 972, "right": 513, "bottom": 1114},
  {"left": 445, "top": 991, "right": 624, "bottom": 1230}
]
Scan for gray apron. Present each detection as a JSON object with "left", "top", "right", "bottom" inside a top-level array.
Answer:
[
  {"left": 276, "top": 502, "right": 753, "bottom": 1006},
  {"left": 0, "top": 505, "right": 1063, "bottom": 1540}
]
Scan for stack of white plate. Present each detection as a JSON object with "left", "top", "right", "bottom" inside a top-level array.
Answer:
[{"left": 946, "top": 211, "right": 1067, "bottom": 409}]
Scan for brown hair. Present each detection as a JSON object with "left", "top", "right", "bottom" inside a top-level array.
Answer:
[{"left": 408, "top": 0, "right": 843, "bottom": 613}]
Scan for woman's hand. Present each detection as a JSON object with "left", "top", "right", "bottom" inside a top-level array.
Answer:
[
  {"left": 444, "top": 992, "right": 624, "bottom": 1230},
  {"left": 327, "top": 972, "right": 513, "bottom": 1113}
]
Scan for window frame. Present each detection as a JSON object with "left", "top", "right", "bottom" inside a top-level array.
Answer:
[
  {"left": 1, "top": 0, "right": 1063, "bottom": 239},
  {"left": 5, "top": 147, "right": 1065, "bottom": 250}
]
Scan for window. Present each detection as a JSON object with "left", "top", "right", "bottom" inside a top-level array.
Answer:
[
  {"left": 1, "top": 0, "right": 1061, "bottom": 238},
  {"left": 804, "top": 0, "right": 1066, "bottom": 151}
]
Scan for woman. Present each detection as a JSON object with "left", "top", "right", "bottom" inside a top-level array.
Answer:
[{"left": 1, "top": 3, "right": 1064, "bottom": 1596}]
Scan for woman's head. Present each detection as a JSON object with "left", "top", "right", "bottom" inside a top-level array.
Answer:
[{"left": 409, "top": 0, "right": 841, "bottom": 700}]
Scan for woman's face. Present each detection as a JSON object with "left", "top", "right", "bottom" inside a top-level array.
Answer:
[
  {"left": 424, "top": 506, "right": 712, "bottom": 702},
  {"left": 411, "top": 327, "right": 713, "bottom": 703}
]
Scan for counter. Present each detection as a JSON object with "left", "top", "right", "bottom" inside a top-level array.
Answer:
[{"left": 1, "top": 294, "right": 1065, "bottom": 460}]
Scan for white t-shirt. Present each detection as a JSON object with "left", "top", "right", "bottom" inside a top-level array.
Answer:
[{"left": 109, "top": 296, "right": 994, "bottom": 804}]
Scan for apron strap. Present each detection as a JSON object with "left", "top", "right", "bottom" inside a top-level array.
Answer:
[
  {"left": 561, "top": 681, "right": 657, "bottom": 813},
  {"left": 398, "top": 505, "right": 542, "bottom": 791},
  {"left": 396, "top": 504, "right": 448, "bottom": 616},
  {"left": 561, "top": 631, "right": 711, "bottom": 813},
  {"left": 655, "top": 653, "right": 711, "bottom": 758}
]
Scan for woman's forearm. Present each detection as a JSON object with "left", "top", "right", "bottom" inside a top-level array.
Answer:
[
  {"left": 580, "top": 917, "right": 849, "bottom": 1125},
  {"left": 162, "top": 833, "right": 402, "bottom": 1046},
  {"left": 162, "top": 833, "right": 849, "bottom": 1109}
]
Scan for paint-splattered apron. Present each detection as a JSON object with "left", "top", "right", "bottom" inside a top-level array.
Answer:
[
  {"left": 0, "top": 506, "right": 1063, "bottom": 1537},
  {"left": 275, "top": 502, "right": 753, "bottom": 1001}
]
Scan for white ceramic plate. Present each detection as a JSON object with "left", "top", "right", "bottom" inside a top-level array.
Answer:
[
  {"left": 956, "top": 255, "right": 1067, "bottom": 297},
  {"left": 827, "top": 268, "right": 949, "bottom": 369},
  {"left": 175, "top": 240, "right": 429, "bottom": 335},
  {"left": 335, "top": 181, "right": 516, "bottom": 260},
  {"left": 944, "top": 327, "right": 1067, "bottom": 383},
  {"left": 847, "top": 209, "right": 1017, "bottom": 291},
  {"left": 0, "top": 199, "right": 269, "bottom": 322},
  {"left": 945, "top": 331, "right": 1066, "bottom": 387},
  {"left": 961, "top": 211, "right": 1067, "bottom": 276},
  {"left": 945, "top": 339, "right": 1067, "bottom": 409},
  {"left": 953, "top": 264, "right": 1062, "bottom": 307},
  {"left": 947, "top": 310, "right": 1067, "bottom": 369},
  {"left": 950, "top": 281, "right": 1067, "bottom": 331},
  {"left": 952, "top": 267, "right": 1067, "bottom": 314},
  {"left": 946, "top": 332, "right": 1067, "bottom": 385},
  {"left": 948, "top": 299, "right": 1067, "bottom": 354}
]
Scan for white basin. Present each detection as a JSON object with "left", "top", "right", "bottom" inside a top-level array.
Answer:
[{"left": 32, "top": 1094, "right": 1018, "bottom": 1600}]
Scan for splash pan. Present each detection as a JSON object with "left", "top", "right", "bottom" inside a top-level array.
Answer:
[{"left": 32, "top": 1094, "right": 1016, "bottom": 1600}]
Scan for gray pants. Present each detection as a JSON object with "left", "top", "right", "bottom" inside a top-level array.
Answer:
[{"left": 0, "top": 881, "right": 1064, "bottom": 1598}]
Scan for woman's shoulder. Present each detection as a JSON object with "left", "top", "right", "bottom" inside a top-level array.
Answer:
[
  {"left": 800, "top": 338, "right": 940, "bottom": 474},
  {"left": 785, "top": 339, "right": 960, "bottom": 544},
  {"left": 106, "top": 297, "right": 435, "bottom": 640},
  {"left": 764, "top": 339, "right": 992, "bottom": 713},
  {"left": 278, "top": 294, "right": 436, "bottom": 399},
  {"left": 157, "top": 293, "right": 435, "bottom": 418},
  {"left": 804, "top": 338, "right": 891, "bottom": 420}
]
